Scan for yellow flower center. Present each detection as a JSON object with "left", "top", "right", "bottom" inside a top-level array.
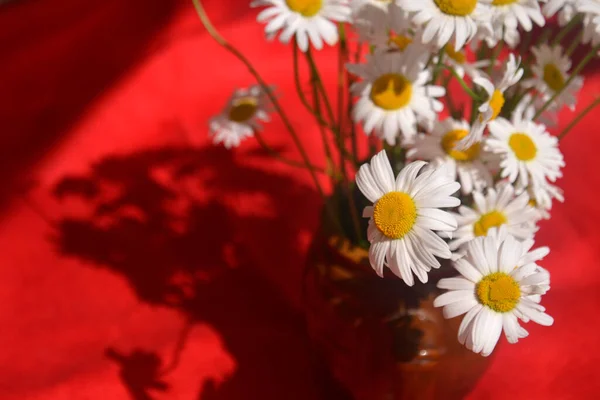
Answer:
[
  {"left": 476, "top": 272, "right": 521, "bottom": 313},
  {"left": 370, "top": 73, "right": 413, "bottom": 110},
  {"left": 491, "top": 0, "right": 519, "bottom": 5},
  {"left": 441, "top": 129, "right": 481, "bottom": 161},
  {"left": 228, "top": 98, "right": 258, "bottom": 122},
  {"left": 285, "top": 0, "right": 322, "bottom": 17},
  {"left": 489, "top": 90, "right": 505, "bottom": 120},
  {"left": 543, "top": 63, "right": 565, "bottom": 92},
  {"left": 473, "top": 210, "right": 507, "bottom": 237},
  {"left": 445, "top": 44, "right": 466, "bottom": 64},
  {"left": 389, "top": 34, "right": 413, "bottom": 51},
  {"left": 373, "top": 192, "right": 417, "bottom": 239},
  {"left": 509, "top": 133, "right": 537, "bottom": 161},
  {"left": 528, "top": 198, "right": 537, "bottom": 207},
  {"left": 434, "top": 0, "right": 478, "bottom": 16}
]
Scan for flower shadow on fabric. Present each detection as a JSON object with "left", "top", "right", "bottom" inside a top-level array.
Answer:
[{"left": 50, "top": 141, "right": 353, "bottom": 400}]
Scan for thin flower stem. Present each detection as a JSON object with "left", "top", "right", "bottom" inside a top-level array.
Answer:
[
  {"left": 337, "top": 23, "right": 347, "bottom": 132},
  {"left": 430, "top": 48, "right": 445, "bottom": 84},
  {"left": 552, "top": 15, "right": 583, "bottom": 46},
  {"left": 472, "top": 43, "right": 488, "bottom": 125},
  {"left": 303, "top": 45, "right": 357, "bottom": 168},
  {"left": 311, "top": 73, "right": 338, "bottom": 181},
  {"left": 293, "top": 41, "right": 337, "bottom": 180},
  {"left": 350, "top": 42, "right": 363, "bottom": 163},
  {"left": 503, "top": 87, "right": 533, "bottom": 117},
  {"left": 439, "top": 64, "right": 484, "bottom": 101},
  {"left": 335, "top": 24, "right": 349, "bottom": 178},
  {"left": 526, "top": 90, "right": 539, "bottom": 110},
  {"left": 292, "top": 42, "right": 336, "bottom": 130},
  {"left": 348, "top": 86, "right": 358, "bottom": 163},
  {"left": 335, "top": 23, "right": 362, "bottom": 244},
  {"left": 312, "top": 85, "right": 337, "bottom": 177},
  {"left": 254, "top": 130, "right": 328, "bottom": 174},
  {"left": 368, "top": 135, "right": 379, "bottom": 158},
  {"left": 442, "top": 74, "right": 459, "bottom": 119},
  {"left": 519, "top": 30, "right": 533, "bottom": 57},
  {"left": 305, "top": 49, "right": 336, "bottom": 125},
  {"left": 535, "top": 29, "right": 553, "bottom": 48},
  {"left": 558, "top": 96, "right": 600, "bottom": 140},
  {"left": 534, "top": 43, "right": 600, "bottom": 120},
  {"left": 566, "top": 30, "right": 583, "bottom": 57},
  {"left": 191, "top": 0, "right": 344, "bottom": 230},
  {"left": 487, "top": 38, "right": 504, "bottom": 76}
]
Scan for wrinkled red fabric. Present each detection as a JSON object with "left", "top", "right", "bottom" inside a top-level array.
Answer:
[{"left": 1, "top": 1, "right": 599, "bottom": 399}]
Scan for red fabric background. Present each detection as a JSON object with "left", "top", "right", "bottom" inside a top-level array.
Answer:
[{"left": 1, "top": 0, "right": 599, "bottom": 399}]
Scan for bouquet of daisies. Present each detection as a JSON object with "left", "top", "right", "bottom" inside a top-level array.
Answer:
[{"left": 196, "top": 0, "right": 600, "bottom": 357}]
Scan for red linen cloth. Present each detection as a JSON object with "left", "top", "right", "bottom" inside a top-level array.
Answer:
[{"left": 0, "top": 0, "right": 599, "bottom": 399}]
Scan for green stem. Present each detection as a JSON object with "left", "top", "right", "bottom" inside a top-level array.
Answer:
[
  {"left": 305, "top": 49, "right": 336, "bottom": 125},
  {"left": 534, "top": 29, "right": 553, "bottom": 47},
  {"left": 558, "top": 97, "right": 600, "bottom": 140},
  {"left": 368, "top": 135, "right": 378, "bottom": 158},
  {"left": 430, "top": 48, "right": 445, "bottom": 84},
  {"left": 305, "top": 47, "right": 357, "bottom": 168},
  {"left": 534, "top": 43, "right": 600, "bottom": 120},
  {"left": 293, "top": 40, "right": 337, "bottom": 180},
  {"left": 336, "top": 24, "right": 349, "bottom": 172},
  {"left": 519, "top": 30, "right": 533, "bottom": 58},
  {"left": 348, "top": 82, "right": 358, "bottom": 163},
  {"left": 566, "top": 30, "right": 583, "bottom": 57},
  {"left": 191, "top": 0, "right": 344, "bottom": 230},
  {"left": 442, "top": 73, "right": 460, "bottom": 119},
  {"left": 439, "top": 65, "right": 484, "bottom": 101},
  {"left": 349, "top": 41, "right": 363, "bottom": 164},
  {"left": 487, "top": 38, "right": 504, "bottom": 76},
  {"left": 337, "top": 23, "right": 347, "bottom": 132},
  {"left": 292, "top": 42, "right": 335, "bottom": 130},
  {"left": 552, "top": 15, "right": 583, "bottom": 46},
  {"left": 502, "top": 87, "right": 533, "bottom": 118},
  {"left": 310, "top": 69, "right": 337, "bottom": 180},
  {"left": 253, "top": 129, "right": 328, "bottom": 174},
  {"left": 334, "top": 23, "right": 362, "bottom": 243}
]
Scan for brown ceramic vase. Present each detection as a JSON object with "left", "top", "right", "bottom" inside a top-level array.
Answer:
[{"left": 304, "top": 232, "right": 491, "bottom": 400}]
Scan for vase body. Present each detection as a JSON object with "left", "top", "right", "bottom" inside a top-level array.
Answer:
[{"left": 304, "top": 233, "right": 490, "bottom": 400}]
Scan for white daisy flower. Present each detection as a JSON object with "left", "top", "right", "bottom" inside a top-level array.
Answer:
[
  {"left": 252, "top": 0, "right": 351, "bottom": 52},
  {"left": 407, "top": 118, "right": 493, "bottom": 195},
  {"left": 469, "top": 19, "right": 521, "bottom": 50},
  {"left": 459, "top": 54, "right": 524, "bottom": 150},
  {"left": 356, "top": 150, "right": 461, "bottom": 285},
  {"left": 209, "top": 85, "right": 272, "bottom": 149},
  {"left": 469, "top": 19, "right": 499, "bottom": 49},
  {"left": 398, "top": 0, "right": 491, "bottom": 51},
  {"left": 578, "top": 0, "right": 600, "bottom": 46},
  {"left": 486, "top": 99, "right": 565, "bottom": 190},
  {"left": 543, "top": 0, "right": 579, "bottom": 26},
  {"left": 378, "top": 31, "right": 422, "bottom": 52},
  {"left": 351, "top": 0, "right": 410, "bottom": 45},
  {"left": 367, "top": 26, "right": 430, "bottom": 53},
  {"left": 527, "top": 180, "right": 565, "bottom": 220},
  {"left": 522, "top": 44, "right": 584, "bottom": 111},
  {"left": 349, "top": 0, "right": 387, "bottom": 15},
  {"left": 531, "top": 95, "right": 560, "bottom": 128},
  {"left": 487, "top": 0, "right": 545, "bottom": 48},
  {"left": 347, "top": 48, "right": 445, "bottom": 145},
  {"left": 448, "top": 183, "right": 539, "bottom": 251},
  {"left": 440, "top": 44, "right": 491, "bottom": 80},
  {"left": 435, "top": 227, "right": 553, "bottom": 356}
]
